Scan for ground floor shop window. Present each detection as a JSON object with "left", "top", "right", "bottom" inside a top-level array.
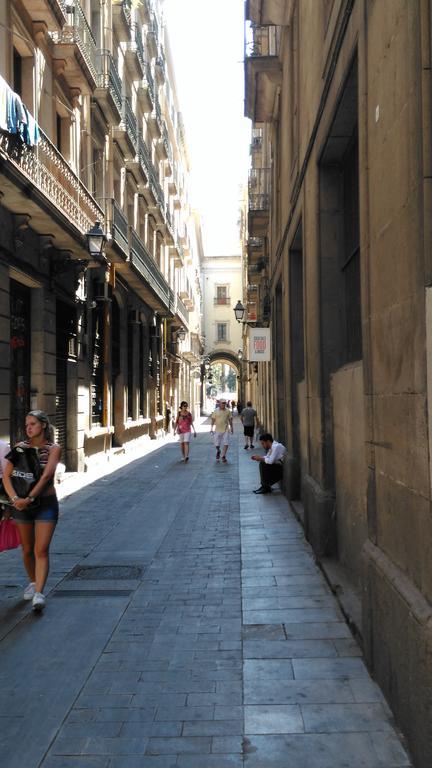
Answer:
[{"left": 91, "top": 305, "right": 104, "bottom": 425}]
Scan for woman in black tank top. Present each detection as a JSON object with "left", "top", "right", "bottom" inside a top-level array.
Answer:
[{"left": 2, "top": 410, "right": 61, "bottom": 613}]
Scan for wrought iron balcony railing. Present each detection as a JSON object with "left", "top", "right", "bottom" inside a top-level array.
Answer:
[
  {"left": 51, "top": 1, "right": 98, "bottom": 85},
  {"left": 248, "top": 168, "right": 271, "bottom": 211},
  {"left": 145, "top": 62, "right": 155, "bottom": 102},
  {"left": 121, "top": 97, "right": 138, "bottom": 147},
  {"left": 147, "top": 11, "right": 159, "bottom": 56},
  {"left": 246, "top": 24, "right": 280, "bottom": 58},
  {"left": 96, "top": 52, "right": 122, "bottom": 115},
  {"left": 130, "top": 228, "right": 170, "bottom": 309},
  {"left": 0, "top": 128, "right": 102, "bottom": 236},
  {"left": 175, "top": 295, "right": 189, "bottom": 327}
]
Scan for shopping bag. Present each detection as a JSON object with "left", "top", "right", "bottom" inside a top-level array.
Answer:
[
  {"left": 4, "top": 446, "right": 42, "bottom": 510},
  {"left": 0, "top": 517, "right": 21, "bottom": 552}
]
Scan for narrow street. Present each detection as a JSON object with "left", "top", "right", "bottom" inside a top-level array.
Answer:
[{"left": 0, "top": 421, "right": 411, "bottom": 768}]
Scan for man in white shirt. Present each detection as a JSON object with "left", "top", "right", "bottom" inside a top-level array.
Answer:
[
  {"left": 251, "top": 433, "right": 285, "bottom": 494},
  {"left": 210, "top": 399, "right": 233, "bottom": 463}
]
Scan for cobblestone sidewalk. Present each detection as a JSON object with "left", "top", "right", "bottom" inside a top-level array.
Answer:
[{"left": 0, "top": 423, "right": 412, "bottom": 767}]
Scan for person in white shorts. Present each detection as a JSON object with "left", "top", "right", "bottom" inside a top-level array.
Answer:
[
  {"left": 174, "top": 401, "right": 196, "bottom": 462},
  {"left": 210, "top": 399, "right": 233, "bottom": 463}
]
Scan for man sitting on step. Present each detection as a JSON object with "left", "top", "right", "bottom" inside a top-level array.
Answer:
[{"left": 251, "top": 433, "right": 286, "bottom": 494}]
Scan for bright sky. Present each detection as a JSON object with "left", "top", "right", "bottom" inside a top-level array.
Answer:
[{"left": 164, "top": 0, "right": 250, "bottom": 257}]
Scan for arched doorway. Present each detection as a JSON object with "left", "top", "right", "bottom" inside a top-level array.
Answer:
[{"left": 204, "top": 351, "right": 241, "bottom": 412}]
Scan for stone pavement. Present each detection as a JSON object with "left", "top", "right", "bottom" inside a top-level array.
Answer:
[{"left": 0, "top": 421, "right": 412, "bottom": 767}]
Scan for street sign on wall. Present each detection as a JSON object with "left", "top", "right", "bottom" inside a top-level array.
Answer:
[{"left": 248, "top": 327, "right": 271, "bottom": 361}]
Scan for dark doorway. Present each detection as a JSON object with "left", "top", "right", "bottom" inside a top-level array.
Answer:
[
  {"left": 274, "top": 281, "right": 286, "bottom": 444},
  {"left": 289, "top": 223, "right": 304, "bottom": 468},
  {"left": 56, "top": 301, "right": 77, "bottom": 462},
  {"left": 10, "top": 280, "right": 31, "bottom": 444}
]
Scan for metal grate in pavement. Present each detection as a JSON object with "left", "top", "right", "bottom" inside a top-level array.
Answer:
[
  {"left": 53, "top": 589, "right": 133, "bottom": 597},
  {"left": 66, "top": 565, "right": 143, "bottom": 580}
]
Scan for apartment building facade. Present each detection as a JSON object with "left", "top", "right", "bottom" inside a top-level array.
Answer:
[
  {"left": 201, "top": 254, "right": 243, "bottom": 383},
  {"left": 244, "top": 1, "right": 432, "bottom": 764},
  {"left": 0, "top": 0, "right": 202, "bottom": 471}
]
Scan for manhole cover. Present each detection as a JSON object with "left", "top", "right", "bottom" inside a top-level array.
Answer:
[{"left": 67, "top": 565, "right": 143, "bottom": 581}]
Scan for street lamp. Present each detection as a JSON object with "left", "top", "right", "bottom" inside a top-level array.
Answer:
[
  {"left": 86, "top": 221, "right": 106, "bottom": 262},
  {"left": 177, "top": 327, "right": 186, "bottom": 341},
  {"left": 234, "top": 300, "right": 245, "bottom": 322},
  {"left": 233, "top": 299, "right": 256, "bottom": 326}
]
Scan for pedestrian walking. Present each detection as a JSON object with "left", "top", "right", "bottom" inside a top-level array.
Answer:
[
  {"left": 236, "top": 400, "right": 243, "bottom": 415},
  {"left": 241, "top": 400, "right": 258, "bottom": 449},
  {"left": 0, "top": 437, "right": 10, "bottom": 511},
  {"left": 2, "top": 410, "right": 61, "bottom": 612},
  {"left": 174, "top": 401, "right": 196, "bottom": 462},
  {"left": 210, "top": 399, "right": 233, "bottom": 463},
  {"left": 0, "top": 438, "right": 10, "bottom": 477},
  {"left": 251, "top": 432, "right": 286, "bottom": 494}
]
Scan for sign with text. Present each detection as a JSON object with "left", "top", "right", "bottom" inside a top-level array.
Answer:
[{"left": 248, "top": 328, "right": 271, "bottom": 361}]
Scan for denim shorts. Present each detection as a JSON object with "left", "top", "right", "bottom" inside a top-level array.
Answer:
[{"left": 13, "top": 495, "right": 59, "bottom": 524}]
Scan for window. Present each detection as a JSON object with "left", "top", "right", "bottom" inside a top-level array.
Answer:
[
  {"left": 13, "top": 48, "right": 22, "bottom": 96},
  {"left": 217, "top": 323, "right": 227, "bottom": 342},
  {"left": 342, "top": 137, "right": 362, "bottom": 362},
  {"left": 127, "top": 316, "right": 134, "bottom": 419},
  {"left": 215, "top": 285, "right": 229, "bottom": 305}
]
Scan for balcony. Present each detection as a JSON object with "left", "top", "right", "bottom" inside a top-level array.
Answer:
[
  {"left": 0, "top": 127, "right": 102, "bottom": 249},
  {"left": 129, "top": 228, "right": 170, "bottom": 311},
  {"left": 155, "top": 122, "right": 170, "bottom": 161},
  {"left": 112, "top": 0, "right": 132, "bottom": 43},
  {"left": 136, "top": 135, "right": 153, "bottom": 185},
  {"left": 124, "top": 24, "right": 145, "bottom": 80},
  {"left": 137, "top": 62, "right": 155, "bottom": 112},
  {"left": 244, "top": 24, "right": 282, "bottom": 121},
  {"left": 174, "top": 295, "right": 189, "bottom": 327},
  {"left": 248, "top": 167, "right": 270, "bottom": 235},
  {"left": 136, "top": 0, "right": 151, "bottom": 24},
  {"left": 26, "top": 0, "right": 67, "bottom": 30},
  {"left": 113, "top": 97, "right": 137, "bottom": 160},
  {"left": 147, "top": 12, "right": 158, "bottom": 59},
  {"left": 103, "top": 198, "right": 129, "bottom": 258},
  {"left": 148, "top": 98, "right": 163, "bottom": 139},
  {"left": 168, "top": 164, "right": 178, "bottom": 195},
  {"left": 247, "top": 236, "right": 265, "bottom": 258},
  {"left": 94, "top": 52, "right": 122, "bottom": 124},
  {"left": 251, "top": 127, "right": 263, "bottom": 152},
  {"left": 246, "top": 0, "right": 286, "bottom": 25},
  {"left": 155, "top": 52, "right": 166, "bottom": 86},
  {"left": 169, "top": 240, "right": 183, "bottom": 268},
  {"left": 50, "top": 1, "right": 98, "bottom": 93}
]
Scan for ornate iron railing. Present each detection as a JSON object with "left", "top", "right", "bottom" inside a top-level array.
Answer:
[
  {"left": 122, "top": 97, "right": 138, "bottom": 147},
  {"left": 248, "top": 168, "right": 271, "bottom": 211},
  {"left": 145, "top": 62, "right": 155, "bottom": 103},
  {"left": 130, "top": 228, "right": 170, "bottom": 308},
  {"left": 246, "top": 24, "right": 280, "bottom": 58},
  {"left": 0, "top": 129, "right": 102, "bottom": 235},
  {"left": 51, "top": 1, "right": 98, "bottom": 84},
  {"left": 137, "top": 135, "right": 152, "bottom": 179},
  {"left": 133, "top": 24, "right": 145, "bottom": 69},
  {"left": 175, "top": 295, "right": 189, "bottom": 326},
  {"left": 97, "top": 52, "right": 122, "bottom": 114}
]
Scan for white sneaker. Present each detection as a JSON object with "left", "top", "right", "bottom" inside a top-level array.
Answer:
[
  {"left": 32, "top": 592, "right": 45, "bottom": 612},
  {"left": 23, "top": 582, "right": 36, "bottom": 601}
]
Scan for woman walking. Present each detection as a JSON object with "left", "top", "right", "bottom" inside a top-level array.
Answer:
[
  {"left": 174, "top": 401, "right": 196, "bottom": 462},
  {"left": 2, "top": 410, "right": 61, "bottom": 612}
]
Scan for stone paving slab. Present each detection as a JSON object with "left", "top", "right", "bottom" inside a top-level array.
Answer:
[{"left": 0, "top": 420, "right": 413, "bottom": 766}]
